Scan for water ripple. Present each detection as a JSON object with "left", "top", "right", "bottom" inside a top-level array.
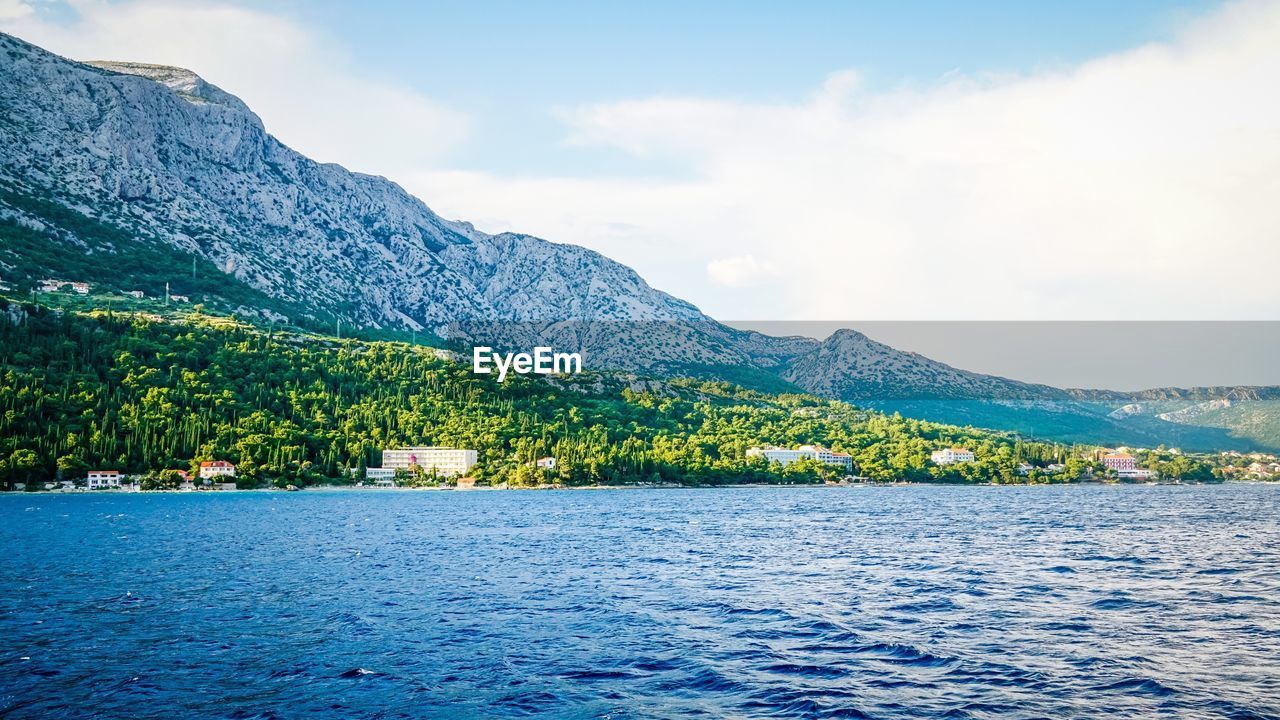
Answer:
[{"left": 2, "top": 485, "right": 1279, "bottom": 718}]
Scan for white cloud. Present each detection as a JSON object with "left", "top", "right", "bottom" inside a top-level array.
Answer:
[
  {"left": 407, "top": 0, "right": 1280, "bottom": 321},
  {"left": 0, "top": 0, "right": 468, "bottom": 176},
  {"left": 0, "top": 0, "right": 34, "bottom": 21},
  {"left": 706, "top": 255, "right": 776, "bottom": 288}
]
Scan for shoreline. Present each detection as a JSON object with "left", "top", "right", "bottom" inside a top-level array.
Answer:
[{"left": 2, "top": 480, "right": 1271, "bottom": 496}]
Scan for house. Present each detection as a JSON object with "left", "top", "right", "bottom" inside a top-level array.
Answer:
[
  {"left": 169, "top": 294, "right": 190, "bottom": 302},
  {"left": 1246, "top": 462, "right": 1275, "bottom": 478},
  {"left": 1015, "top": 462, "right": 1035, "bottom": 475},
  {"left": 931, "top": 448, "right": 975, "bottom": 465},
  {"left": 124, "top": 290, "right": 145, "bottom": 299},
  {"left": 533, "top": 456, "right": 557, "bottom": 470},
  {"left": 363, "top": 467, "right": 397, "bottom": 487},
  {"left": 199, "top": 461, "right": 236, "bottom": 479},
  {"left": 39, "top": 279, "right": 66, "bottom": 292},
  {"left": 1103, "top": 453, "right": 1156, "bottom": 479},
  {"left": 87, "top": 470, "right": 123, "bottom": 489},
  {"left": 69, "top": 282, "right": 90, "bottom": 295},
  {"left": 381, "top": 447, "right": 477, "bottom": 477},
  {"left": 1046, "top": 463, "right": 1067, "bottom": 473},
  {"left": 1102, "top": 453, "right": 1137, "bottom": 472},
  {"left": 747, "top": 445, "right": 854, "bottom": 471}
]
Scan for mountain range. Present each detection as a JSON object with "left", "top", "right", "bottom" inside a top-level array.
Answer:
[{"left": 2, "top": 31, "right": 1276, "bottom": 452}]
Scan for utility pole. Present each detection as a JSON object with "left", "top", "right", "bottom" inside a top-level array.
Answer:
[{"left": 165, "top": 281, "right": 170, "bottom": 306}]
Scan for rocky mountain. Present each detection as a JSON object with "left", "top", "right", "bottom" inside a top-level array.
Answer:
[
  {"left": 2, "top": 31, "right": 1278, "bottom": 452},
  {"left": 780, "top": 329, "right": 1062, "bottom": 401},
  {"left": 0, "top": 33, "right": 725, "bottom": 351}
]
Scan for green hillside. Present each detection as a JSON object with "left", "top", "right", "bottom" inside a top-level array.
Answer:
[{"left": 0, "top": 298, "right": 1099, "bottom": 488}]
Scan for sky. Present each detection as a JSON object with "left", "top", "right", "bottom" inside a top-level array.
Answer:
[{"left": 2, "top": 0, "right": 1279, "bottom": 333}]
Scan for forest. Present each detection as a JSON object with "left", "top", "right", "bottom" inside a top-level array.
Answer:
[{"left": 0, "top": 299, "right": 1204, "bottom": 488}]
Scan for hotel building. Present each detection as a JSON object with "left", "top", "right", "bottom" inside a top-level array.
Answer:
[
  {"left": 381, "top": 447, "right": 478, "bottom": 477},
  {"left": 747, "top": 445, "right": 854, "bottom": 471}
]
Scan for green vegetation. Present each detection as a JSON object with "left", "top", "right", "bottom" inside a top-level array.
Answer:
[
  {"left": 0, "top": 298, "right": 1149, "bottom": 490},
  {"left": 0, "top": 184, "right": 385, "bottom": 338}
]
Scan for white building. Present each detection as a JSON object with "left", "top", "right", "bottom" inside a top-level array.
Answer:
[
  {"left": 533, "top": 456, "right": 557, "bottom": 470},
  {"left": 87, "top": 470, "right": 123, "bottom": 489},
  {"left": 381, "top": 447, "right": 477, "bottom": 477},
  {"left": 747, "top": 445, "right": 854, "bottom": 471},
  {"left": 1102, "top": 453, "right": 1137, "bottom": 472},
  {"left": 69, "top": 282, "right": 90, "bottom": 295},
  {"left": 199, "top": 461, "right": 236, "bottom": 479},
  {"left": 124, "top": 290, "right": 145, "bottom": 299},
  {"left": 931, "top": 448, "right": 975, "bottom": 465},
  {"left": 368, "top": 467, "right": 397, "bottom": 486}
]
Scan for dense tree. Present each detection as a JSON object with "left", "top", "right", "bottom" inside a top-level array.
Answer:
[{"left": 0, "top": 300, "right": 1110, "bottom": 488}]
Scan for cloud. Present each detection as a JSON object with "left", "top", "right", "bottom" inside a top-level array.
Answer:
[
  {"left": 706, "top": 255, "right": 776, "bottom": 288},
  {"left": 0, "top": 0, "right": 468, "bottom": 176},
  {"left": 0, "top": 0, "right": 34, "bottom": 21},
  {"left": 407, "top": 0, "right": 1280, "bottom": 321}
]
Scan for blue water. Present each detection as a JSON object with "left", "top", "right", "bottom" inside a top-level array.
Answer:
[{"left": 2, "top": 485, "right": 1279, "bottom": 719}]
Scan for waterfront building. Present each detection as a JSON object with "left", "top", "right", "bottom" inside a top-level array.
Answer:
[
  {"left": 747, "top": 445, "right": 854, "bottom": 471},
  {"left": 199, "top": 461, "right": 237, "bottom": 479},
  {"left": 1102, "top": 453, "right": 1137, "bottom": 472},
  {"left": 87, "top": 470, "right": 122, "bottom": 489},
  {"left": 534, "top": 456, "right": 557, "bottom": 470},
  {"left": 931, "top": 448, "right": 975, "bottom": 465},
  {"left": 381, "top": 447, "right": 478, "bottom": 477}
]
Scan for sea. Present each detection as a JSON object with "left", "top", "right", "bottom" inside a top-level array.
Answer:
[{"left": 1, "top": 484, "right": 1278, "bottom": 719}]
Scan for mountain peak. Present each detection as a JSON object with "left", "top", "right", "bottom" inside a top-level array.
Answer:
[
  {"left": 85, "top": 61, "right": 248, "bottom": 111},
  {"left": 825, "top": 328, "right": 872, "bottom": 344}
]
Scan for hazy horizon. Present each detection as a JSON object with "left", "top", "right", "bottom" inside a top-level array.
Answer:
[{"left": 727, "top": 321, "right": 1280, "bottom": 391}]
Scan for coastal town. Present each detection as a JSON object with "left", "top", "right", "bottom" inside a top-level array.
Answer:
[
  {"left": 9, "top": 447, "right": 482, "bottom": 492},
  {"left": 5, "top": 441, "right": 1277, "bottom": 492}
]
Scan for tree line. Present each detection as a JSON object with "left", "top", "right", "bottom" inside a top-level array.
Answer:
[{"left": 0, "top": 300, "right": 1209, "bottom": 489}]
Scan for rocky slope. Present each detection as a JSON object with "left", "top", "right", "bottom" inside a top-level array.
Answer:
[
  {"left": 781, "top": 329, "right": 1063, "bottom": 401},
  {"left": 0, "top": 33, "right": 723, "bottom": 352}
]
